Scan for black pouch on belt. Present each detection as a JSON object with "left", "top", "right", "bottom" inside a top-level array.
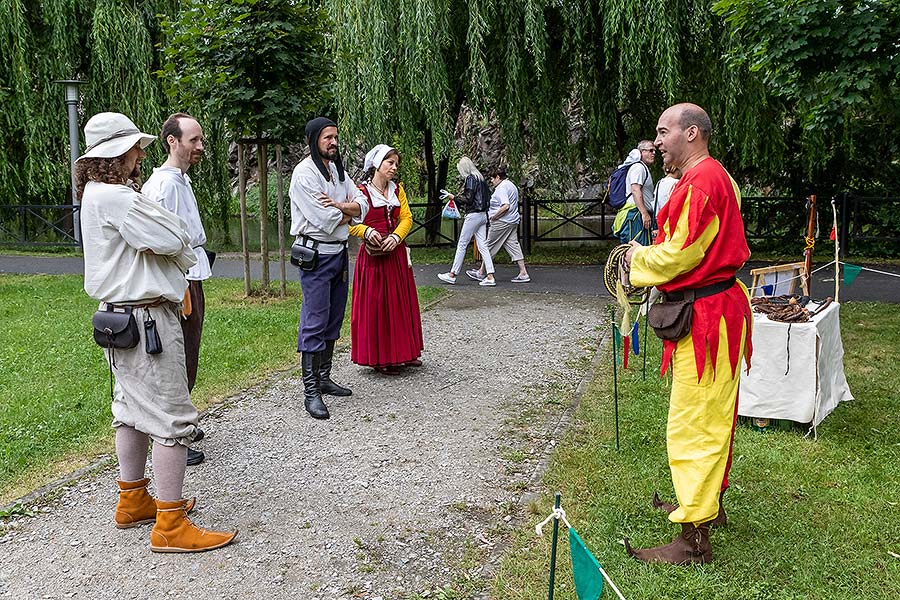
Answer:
[
  {"left": 648, "top": 277, "right": 737, "bottom": 341},
  {"left": 290, "top": 238, "right": 319, "bottom": 271},
  {"left": 143, "top": 310, "right": 163, "bottom": 354},
  {"left": 92, "top": 305, "right": 140, "bottom": 349}
]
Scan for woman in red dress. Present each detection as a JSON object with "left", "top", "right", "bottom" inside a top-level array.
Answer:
[{"left": 349, "top": 145, "right": 424, "bottom": 375}]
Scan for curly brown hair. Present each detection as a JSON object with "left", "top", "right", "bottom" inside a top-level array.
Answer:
[{"left": 75, "top": 156, "right": 141, "bottom": 201}]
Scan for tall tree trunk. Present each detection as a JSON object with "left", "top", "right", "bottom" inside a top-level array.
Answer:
[
  {"left": 258, "top": 142, "right": 269, "bottom": 291},
  {"left": 238, "top": 143, "right": 251, "bottom": 297},
  {"left": 423, "top": 126, "right": 440, "bottom": 245}
]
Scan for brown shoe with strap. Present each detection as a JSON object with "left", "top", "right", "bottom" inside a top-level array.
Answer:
[
  {"left": 624, "top": 522, "right": 713, "bottom": 565},
  {"left": 115, "top": 479, "right": 196, "bottom": 529},
  {"left": 150, "top": 499, "right": 237, "bottom": 553}
]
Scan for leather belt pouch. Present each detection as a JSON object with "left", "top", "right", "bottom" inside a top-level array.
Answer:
[
  {"left": 92, "top": 305, "right": 140, "bottom": 349},
  {"left": 648, "top": 299, "right": 693, "bottom": 341},
  {"left": 290, "top": 241, "right": 319, "bottom": 271}
]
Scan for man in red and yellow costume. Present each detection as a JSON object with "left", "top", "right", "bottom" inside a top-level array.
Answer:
[{"left": 623, "top": 103, "right": 752, "bottom": 565}]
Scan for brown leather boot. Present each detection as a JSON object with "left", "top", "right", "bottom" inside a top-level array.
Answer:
[
  {"left": 651, "top": 489, "right": 728, "bottom": 527},
  {"left": 150, "top": 499, "right": 237, "bottom": 553},
  {"left": 624, "top": 522, "right": 712, "bottom": 565},
  {"left": 115, "top": 479, "right": 196, "bottom": 529}
]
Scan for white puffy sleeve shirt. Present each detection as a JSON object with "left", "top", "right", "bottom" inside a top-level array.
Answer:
[
  {"left": 141, "top": 166, "right": 211, "bottom": 280},
  {"left": 289, "top": 157, "right": 369, "bottom": 254},
  {"left": 81, "top": 182, "right": 196, "bottom": 304}
]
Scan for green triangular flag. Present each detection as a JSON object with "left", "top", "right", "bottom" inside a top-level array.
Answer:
[
  {"left": 570, "top": 529, "right": 604, "bottom": 600},
  {"left": 843, "top": 263, "right": 862, "bottom": 286}
]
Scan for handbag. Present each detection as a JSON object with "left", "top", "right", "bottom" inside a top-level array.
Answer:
[
  {"left": 92, "top": 305, "right": 140, "bottom": 349},
  {"left": 647, "top": 299, "right": 693, "bottom": 341},
  {"left": 290, "top": 239, "right": 319, "bottom": 271}
]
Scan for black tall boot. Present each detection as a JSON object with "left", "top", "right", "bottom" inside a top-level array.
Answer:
[
  {"left": 318, "top": 340, "right": 352, "bottom": 397},
  {"left": 301, "top": 352, "right": 329, "bottom": 419}
]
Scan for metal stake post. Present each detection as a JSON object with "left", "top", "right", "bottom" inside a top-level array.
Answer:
[
  {"left": 546, "top": 492, "right": 562, "bottom": 600},
  {"left": 609, "top": 304, "right": 620, "bottom": 451}
]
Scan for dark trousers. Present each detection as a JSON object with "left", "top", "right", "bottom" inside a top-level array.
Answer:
[
  {"left": 297, "top": 249, "right": 349, "bottom": 353},
  {"left": 180, "top": 279, "right": 205, "bottom": 392}
]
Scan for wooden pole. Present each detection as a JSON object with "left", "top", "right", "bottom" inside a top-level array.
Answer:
[
  {"left": 803, "top": 195, "right": 816, "bottom": 296},
  {"left": 238, "top": 143, "right": 251, "bottom": 297},
  {"left": 276, "top": 145, "right": 286, "bottom": 298},
  {"left": 259, "top": 143, "right": 270, "bottom": 292},
  {"left": 831, "top": 197, "right": 840, "bottom": 303}
]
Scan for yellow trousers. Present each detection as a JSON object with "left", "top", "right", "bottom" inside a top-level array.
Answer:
[{"left": 667, "top": 317, "right": 747, "bottom": 525}]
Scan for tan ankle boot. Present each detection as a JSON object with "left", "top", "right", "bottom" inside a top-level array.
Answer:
[
  {"left": 115, "top": 479, "right": 197, "bottom": 529},
  {"left": 150, "top": 499, "right": 237, "bottom": 553},
  {"left": 115, "top": 479, "right": 156, "bottom": 528}
]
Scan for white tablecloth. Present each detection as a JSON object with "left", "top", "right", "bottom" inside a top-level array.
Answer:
[{"left": 739, "top": 301, "right": 853, "bottom": 429}]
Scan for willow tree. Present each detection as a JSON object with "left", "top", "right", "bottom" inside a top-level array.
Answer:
[
  {"left": 160, "top": 0, "right": 331, "bottom": 293},
  {"left": 0, "top": 0, "right": 184, "bottom": 217},
  {"left": 328, "top": 0, "right": 786, "bottom": 243}
]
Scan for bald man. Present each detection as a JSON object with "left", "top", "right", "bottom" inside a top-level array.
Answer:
[{"left": 623, "top": 103, "right": 752, "bottom": 565}]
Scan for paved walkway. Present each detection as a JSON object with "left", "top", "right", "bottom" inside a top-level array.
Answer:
[{"left": 1, "top": 254, "right": 897, "bottom": 301}]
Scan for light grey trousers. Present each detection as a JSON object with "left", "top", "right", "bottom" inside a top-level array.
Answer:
[{"left": 451, "top": 211, "right": 494, "bottom": 275}]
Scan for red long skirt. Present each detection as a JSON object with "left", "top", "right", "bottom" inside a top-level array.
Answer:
[{"left": 350, "top": 244, "right": 424, "bottom": 367}]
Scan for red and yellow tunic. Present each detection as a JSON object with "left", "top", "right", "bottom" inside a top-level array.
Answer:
[
  {"left": 630, "top": 156, "right": 752, "bottom": 525},
  {"left": 632, "top": 157, "right": 752, "bottom": 380}
]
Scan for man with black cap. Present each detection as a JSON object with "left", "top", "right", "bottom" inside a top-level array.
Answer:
[{"left": 289, "top": 117, "right": 368, "bottom": 419}]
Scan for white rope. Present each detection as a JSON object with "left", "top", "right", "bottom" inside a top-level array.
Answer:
[
  {"left": 598, "top": 564, "right": 627, "bottom": 600},
  {"left": 535, "top": 506, "right": 571, "bottom": 536}
]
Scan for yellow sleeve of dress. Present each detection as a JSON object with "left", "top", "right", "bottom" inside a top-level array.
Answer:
[
  {"left": 348, "top": 219, "right": 369, "bottom": 239},
  {"left": 391, "top": 184, "right": 413, "bottom": 241},
  {"left": 630, "top": 184, "right": 720, "bottom": 288}
]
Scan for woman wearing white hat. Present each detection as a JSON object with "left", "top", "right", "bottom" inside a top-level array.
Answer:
[
  {"left": 348, "top": 144, "right": 424, "bottom": 375},
  {"left": 76, "top": 112, "right": 236, "bottom": 553}
]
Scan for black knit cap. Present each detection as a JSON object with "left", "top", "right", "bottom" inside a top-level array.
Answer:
[{"left": 305, "top": 116, "right": 345, "bottom": 182}]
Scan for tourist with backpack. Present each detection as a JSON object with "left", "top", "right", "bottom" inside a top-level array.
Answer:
[
  {"left": 610, "top": 141, "right": 656, "bottom": 245},
  {"left": 437, "top": 157, "right": 496, "bottom": 286}
]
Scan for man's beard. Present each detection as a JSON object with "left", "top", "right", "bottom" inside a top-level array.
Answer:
[
  {"left": 321, "top": 146, "right": 339, "bottom": 161},
  {"left": 129, "top": 164, "right": 141, "bottom": 180}
]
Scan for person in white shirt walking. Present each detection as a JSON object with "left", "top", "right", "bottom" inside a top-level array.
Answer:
[
  {"left": 466, "top": 167, "right": 530, "bottom": 283},
  {"left": 77, "top": 112, "right": 235, "bottom": 553},
  {"left": 142, "top": 113, "right": 210, "bottom": 467}
]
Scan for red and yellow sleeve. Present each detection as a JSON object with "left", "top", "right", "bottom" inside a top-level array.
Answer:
[{"left": 629, "top": 184, "right": 720, "bottom": 288}]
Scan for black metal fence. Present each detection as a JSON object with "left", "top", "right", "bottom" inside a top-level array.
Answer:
[
  {"left": 0, "top": 204, "right": 80, "bottom": 247},
  {"left": 2, "top": 193, "right": 897, "bottom": 257}
]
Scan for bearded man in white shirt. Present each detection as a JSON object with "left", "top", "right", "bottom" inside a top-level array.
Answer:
[
  {"left": 142, "top": 113, "right": 210, "bottom": 467},
  {"left": 77, "top": 112, "right": 235, "bottom": 553},
  {"left": 289, "top": 117, "right": 369, "bottom": 420}
]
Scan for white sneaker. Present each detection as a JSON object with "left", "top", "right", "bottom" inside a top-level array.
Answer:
[
  {"left": 465, "top": 269, "right": 485, "bottom": 281},
  {"left": 511, "top": 274, "right": 531, "bottom": 283},
  {"left": 438, "top": 272, "right": 456, "bottom": 284},
  {"left": 479, "top": 278, "right": 496, "bottom": 287}
]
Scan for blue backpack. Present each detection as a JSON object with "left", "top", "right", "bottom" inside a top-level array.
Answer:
[{"left": 606, "top": 161, "right": 648, "bottom": 209}]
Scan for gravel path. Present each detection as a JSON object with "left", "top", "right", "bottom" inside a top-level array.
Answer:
[{"left": 0, "top": 289, "right": 603, "bottom": 600}]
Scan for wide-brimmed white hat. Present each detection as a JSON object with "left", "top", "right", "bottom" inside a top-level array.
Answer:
[{"left": 76, "top": 112, "right": 156, "bottom": 162}]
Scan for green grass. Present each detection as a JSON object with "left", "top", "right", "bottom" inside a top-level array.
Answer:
[
  {"left": 0, "top": 274, "right": 444, "bottom": 504},
  {"left": 492, "top": 302, "right": 900, "bottom": 600}
]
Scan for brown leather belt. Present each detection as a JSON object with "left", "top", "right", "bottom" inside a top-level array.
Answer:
[
  {"left": 109, "top": 297, "right": 169, "bottom": 309},
  {"left": 662, "top": 277, "right": 737, "bottom": 302}
]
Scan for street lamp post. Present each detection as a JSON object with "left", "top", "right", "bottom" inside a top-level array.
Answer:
[{"left": 54, "top": 79, "right": 86, "bottom": 244}]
